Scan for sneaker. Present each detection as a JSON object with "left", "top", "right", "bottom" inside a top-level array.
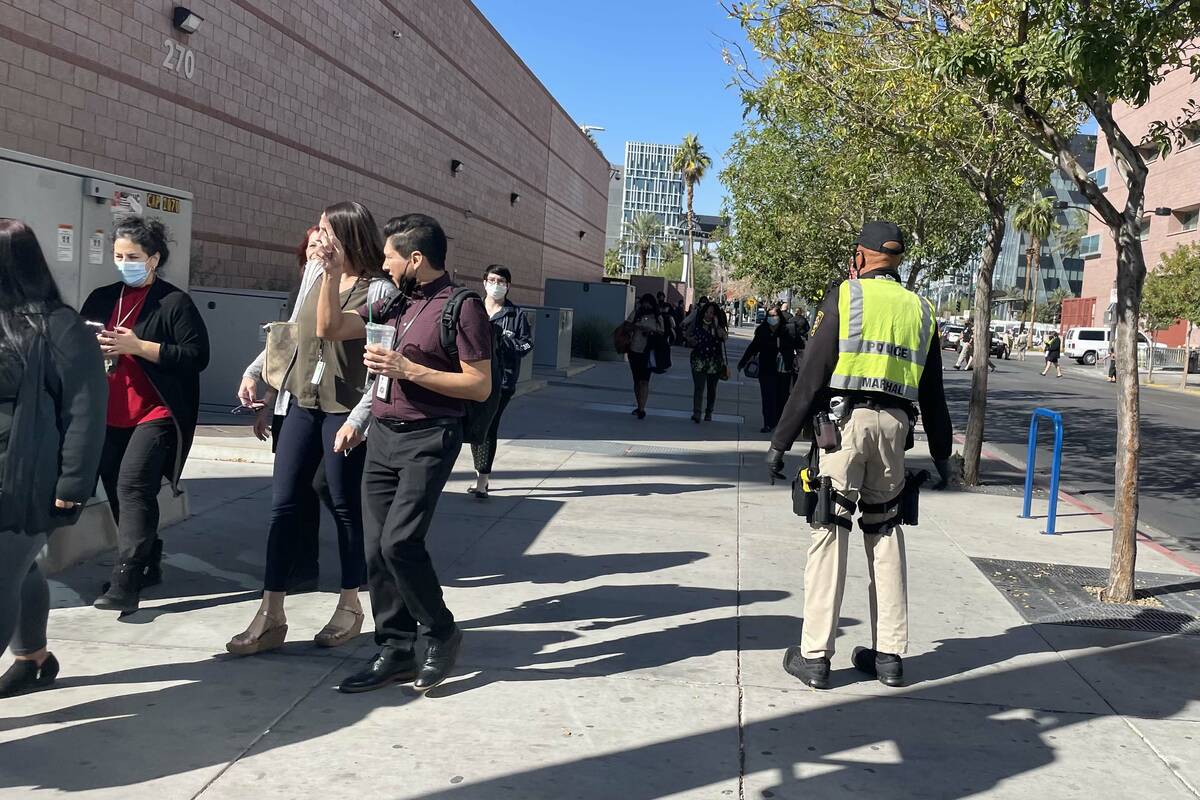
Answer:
[
  {"left": 852, "top": 646, "right": 904, "bottom": 687},
  {"left": 782, "top": 646, "right": 831, "bottom": 689}
]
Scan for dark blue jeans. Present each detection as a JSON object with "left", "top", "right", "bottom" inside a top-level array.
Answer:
[{"left": 264, "top": 404, "right": 366, "bottom": 592}]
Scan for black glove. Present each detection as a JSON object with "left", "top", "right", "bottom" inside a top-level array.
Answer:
[
  {"left": 767, "top": 447, "right": 787, "bottom": 485},
  {"left": 932, "top": 459, "right": 952, "bottom": 490}
]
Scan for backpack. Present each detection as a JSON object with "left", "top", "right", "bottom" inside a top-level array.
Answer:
[{"left": 440, "top": 287, "right": 502, "bottom": 446}]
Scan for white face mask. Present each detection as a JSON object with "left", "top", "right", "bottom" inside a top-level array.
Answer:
[{"left": 485, "top": 283, "right": 508, "bottom": 300}]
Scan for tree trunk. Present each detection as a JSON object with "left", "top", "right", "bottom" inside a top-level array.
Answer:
[
  {"left": 1104, "top": 224, "right": 1147, "bottom": 603},
  {"left": 1023, "top": 244, "right": 1034, "bottom": 345},
  {"left": 963, "top": 200, "right": 1006, "bottom": 486},
  {"left": 686, "top": 182, "right": 695, "bottom": 300},
  {"left": 1028, "top": 234, "right": 1039, "bottom": 332},
  {"left": 1182, "top": 322, "right": 1192, "bottom": 391},
  {"left": 640, "top": 247, "right": 647, "bottom": 276}
]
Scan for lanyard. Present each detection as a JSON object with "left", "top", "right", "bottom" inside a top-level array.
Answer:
[{"left": 115, "top": 287, "right": 147, "bottom": 330}]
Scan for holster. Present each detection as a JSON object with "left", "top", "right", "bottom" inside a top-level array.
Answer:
[
  {"left": 899, "top": 469, "right": 929, "bottom": 526},
  {"left": 813, "top": 412, "right": 840, "bottom": 452},
  {"left": 858, "top": 469, "right": 928, "bottom": 534}
]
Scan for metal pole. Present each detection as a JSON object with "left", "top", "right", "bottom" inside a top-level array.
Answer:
[
  {"left": 1021, "top": 413, "right": 1038, "bottom": 519},
  {"left": 1045, "top": 413, "right": 1064, "bottom": 535}
]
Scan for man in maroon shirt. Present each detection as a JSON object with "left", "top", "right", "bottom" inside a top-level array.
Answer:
[{"left": 317, "top": 213, "right": 492, "bottom": 693}]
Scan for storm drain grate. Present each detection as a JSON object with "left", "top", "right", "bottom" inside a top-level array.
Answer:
[{"left": 971, "top": 557, "right": 1200, "bottom": 635}]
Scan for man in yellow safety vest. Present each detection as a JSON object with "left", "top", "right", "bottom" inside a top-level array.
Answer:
[{"left": 766, "top": 221, "right": 953, "bottom": 690}]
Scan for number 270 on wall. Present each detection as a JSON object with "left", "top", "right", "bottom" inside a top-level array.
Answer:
[{"left": 162, "top": 39, "right": 196, "bottom": 80}]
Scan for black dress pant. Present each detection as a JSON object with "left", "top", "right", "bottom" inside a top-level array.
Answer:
[
  {"left": 757, "top": 371, "right": 793, "bottom": 429},
  {"left": 98, "top": 420, "right": 177, "bottom": 564},
  {"left": 263, "top": 405, "right": 366, "bottom": 592},
  {"left": 691, "top": 370, "right": 719, "bottom": 416},
  {"left": 272, "top": 412, "right": 333, "bottom": 582},
  {"left": 363, "top": 419, "right": 461, "bottom": 651}
]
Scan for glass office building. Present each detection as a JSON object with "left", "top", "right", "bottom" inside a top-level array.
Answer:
[{"left": 618, "top": 141, "right": 686, "bottom": 273}]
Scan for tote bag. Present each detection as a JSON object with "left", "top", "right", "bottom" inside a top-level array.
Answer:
[{"left": 262, "top": 321, "right": 298, "bottom": 391}]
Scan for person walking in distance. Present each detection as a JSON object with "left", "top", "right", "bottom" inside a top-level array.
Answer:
[
  {"left": 687, "top": 301, "right": 727, "bottom": 423},
  {"left": 82, "top": 217, "right": 210, "bottom": 613},
  {"left": 1041, "top": 330, "right": 1063, "bottom": 377},
  {"left": 766, "top": 221, "right": 953, "bottom": 690},
  {"left": 625, "top": 294, "right": 663, "bottom": 419},
  {"left": 0, "top": 220, "right": 108, "bottom": 698},
  {"left": 954, "top": 320, "right": 973, "bottom": 370},
  {"left": 738, "top": 305, "right": 797, "bottom": 433},
  {"left": 318, "top": 213, "right": 492, "bottom": 693},
  {"left": 468, "top": 265, "right": 532, "bottom": 498}
]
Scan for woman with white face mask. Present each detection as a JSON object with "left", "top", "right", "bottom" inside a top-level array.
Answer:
[
  {"left": 468, "top": 265, "right": 531, "bottom": 498},
  {"left": 79, "top": 216, "right": 211, "bottom": 613}
]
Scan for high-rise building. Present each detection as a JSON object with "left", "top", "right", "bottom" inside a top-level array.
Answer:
[
  {"left": 991, "top": 134, "right": 1096, "bottom": 306},
  {"left": 1077, "top": 65, "right": 1200, "bottom": 348},
  {"left": 618, "top": 141, "right": 685, "bottom": 273},
  {"left": 605, "top": 163, "right": 624, "bottom": 254}
]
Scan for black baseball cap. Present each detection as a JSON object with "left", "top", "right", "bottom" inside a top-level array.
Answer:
[{"left": 856, "top": 221, "right": 905, "bottom": 256}]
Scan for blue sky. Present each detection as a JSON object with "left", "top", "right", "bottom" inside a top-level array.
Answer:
[{"left": 474, "top": 0, "right": 753, "bottom": 217}]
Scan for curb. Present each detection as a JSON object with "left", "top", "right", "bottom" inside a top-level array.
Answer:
[{"left": 955, "top": 433, "right": 1200, "bottom": 576}]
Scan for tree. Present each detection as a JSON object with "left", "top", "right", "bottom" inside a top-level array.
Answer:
[
  {"left": 732, "top": 3, "right": 1055, "bottom": 487},
  {"left": 1146, "top": 243, "right": 1200, "bottom": 389},
  {"left": 661, "top": 240, "right": 683, "bottom": 266},
  {"left": 671, "top": 134, "right": 712, "bottom": 299},
  {"left": 920, "top": 0, "right": 1200, "bottom": 601},
  {"left": 626, "top": 213, "right": 662, "bottom": 276},
  {"left": 603, "top": 248, "right": 623, "bottom": 278},
  {"left": 1012, "top": 192, "right": 1058, "bottom": 349}
]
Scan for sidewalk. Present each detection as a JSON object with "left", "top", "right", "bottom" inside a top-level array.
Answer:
[{"left": 2, "top": 330, "right": 1198, "bottom": 799}]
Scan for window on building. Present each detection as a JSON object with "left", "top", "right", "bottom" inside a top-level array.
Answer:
[
  {"left": 1079, "top": 233, "right": 1101, "bottom": 257},
  {"left": 1088, "top": 167, "right": 1107, "bottom": 190},
  {"left": 1138, "top": 145, "right": 1160, "bottom": 164},
  {"left": 1178, "top": 208, "right": 1199, "bottom": 233}
]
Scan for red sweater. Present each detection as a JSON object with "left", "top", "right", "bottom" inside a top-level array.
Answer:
[{"left": 105, "top": 285, "right": 172, "bottom": 428}]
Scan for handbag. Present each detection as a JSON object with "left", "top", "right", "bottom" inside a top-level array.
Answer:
[
  {"left": 720, "top": 342, "right": 730, "bottom": 381},
  {"left": 744, "top": 355, "right": 760, "bottom": 379},
  {"left": 37, "top": 486, "right": 118, "bottom": 576},
  {"left": 262, "top": 321, "right": 298, "bottom": 390},
  {"left": 613, "top": 321, "right": 635, "bottom": 355}
]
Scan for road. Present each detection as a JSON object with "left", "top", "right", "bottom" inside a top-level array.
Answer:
[{"left": 941, "top": 353, "right": 1200, "bottom": 552}]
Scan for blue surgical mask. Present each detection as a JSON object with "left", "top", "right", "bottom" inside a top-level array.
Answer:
[
  {"left": 117, "top": 261, "right": 150, "bottom": 287},
  {"left": 767, "top": 316, "right": 780, "bottom": 327}
]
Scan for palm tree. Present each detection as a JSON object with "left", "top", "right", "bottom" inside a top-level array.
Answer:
[
  {"left": 671, "top": 134, "right": 712, "bottom": 298},
  {"left": 1012, "top": 192, "right": 1057, "bottom": 350},
  {"left": 627, "top": 212, "right": 663, "bottom": 276}
]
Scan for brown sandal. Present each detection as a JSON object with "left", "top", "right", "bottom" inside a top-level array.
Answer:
[
  {"left": 226, "top": 612, "right": 288, "bottom": 656},
  {"left": 314, "top": 605, "right": 364, "bottom": 648}
]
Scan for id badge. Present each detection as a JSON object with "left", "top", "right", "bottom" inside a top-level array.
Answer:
[
  {"left": 376, "top": 375, "right": 391, "bottom": 401},
  {"left": 311, "top": 358, "right": 326, "bottom": 385}
]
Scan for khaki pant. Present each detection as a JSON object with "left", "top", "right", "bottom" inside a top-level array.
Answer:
[{"left": 801, "top": 407, "right": 909, "bottom": 659}]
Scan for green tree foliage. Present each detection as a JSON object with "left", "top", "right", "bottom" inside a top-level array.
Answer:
[
  {"left": 626, "top": 213, "right": 662, "bottom": 276},
  {"left": 1038, "top": 288, "right": 1074, "bottom": 324},
  {"left": 603, "top": 248, "right": 623, "bottom": 278},
  {"left": 1013, "top": 192, "right": 1059, "bottom": 344},
  {"left": 1145, "top": 243, "right": 1200, "bottom": 388},
  {"left": 671, "top": 134, "right": 712, "bottom": 296}
]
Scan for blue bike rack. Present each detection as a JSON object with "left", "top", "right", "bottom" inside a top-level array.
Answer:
[{"left": 1020, "top": 408, "right": 1064, "bottom": 535}]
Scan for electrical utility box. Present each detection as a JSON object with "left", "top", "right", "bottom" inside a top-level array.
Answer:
[{"left": 0, "top": 147, "right": 193, "bottom": 307}]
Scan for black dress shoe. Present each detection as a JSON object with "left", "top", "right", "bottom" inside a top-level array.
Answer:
[
  {"left": 337, "top": 649, "right": 418, "bottom": 694},
  {"left": 0, "top": 653, "right": 59, "bottom": 698},
  {"left": 414, "top": 628, "right": 463, "bottom": 691},
  {"left": 852, "top": 646, "right": 904, "bottom": 687},
  {"left": 782, "top": 646, "right": 830, "bottom": 689}
]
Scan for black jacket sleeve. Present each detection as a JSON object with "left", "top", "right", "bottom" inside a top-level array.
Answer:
[
  {"left": 771, "top": 290, "right": 840, "bottom": 452},
  {"left": 738, "top": 327, "right": 763, "bottom": 370},
  {"left": 919, "top": 330, "right": 953, "bottom": 461},
  {"left": 499, "top": 308, "right": 533, "bottom": 359},
  {"left": 48, "top": 308, "right": 109, "bottom": 502},
  {"left": 157, "top": 291, "right": 211, "bottom": 373}
]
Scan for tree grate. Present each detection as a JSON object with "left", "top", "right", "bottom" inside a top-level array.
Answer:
[{"left": 970, "top": 557, "right": 1200, "bottom": 635}]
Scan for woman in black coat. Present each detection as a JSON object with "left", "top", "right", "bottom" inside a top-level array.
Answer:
[
  {"left": 0, "top": 219, "right": 108, "bottom": 698},
  {"left": 738, "top": 305, "right": 797, "bottom": 433},
  {"left": 80, "top": 217, "right": 210, "bottom": 613}
]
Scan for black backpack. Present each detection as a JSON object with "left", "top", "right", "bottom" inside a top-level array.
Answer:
[{"left": 440, "top": 287, "right": 502, "bottom": 446}]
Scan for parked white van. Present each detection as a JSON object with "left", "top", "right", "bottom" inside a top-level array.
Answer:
[{"left": 1063, "top": 327, "right": 1157, "bottom": 365}]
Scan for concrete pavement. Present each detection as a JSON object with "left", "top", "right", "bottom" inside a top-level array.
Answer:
[{"left": 2, "top": 330, "right": 1198, "bottom": 799}]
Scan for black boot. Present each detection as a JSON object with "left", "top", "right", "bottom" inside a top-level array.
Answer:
[
  {"left": 94, "top": 562, "right": 141, "bottom": 612},
  {"left": 852, "top": 646, "right": 904, "bottom": 687},
  {"left": 782, "top": 646, "right": 831, "bottom": 689},
  {"left": 142, "top": 539, "right": 163, "bottom": 590},
  {"left": 0, "top": 653, "right": 59, "bottom": 698}
]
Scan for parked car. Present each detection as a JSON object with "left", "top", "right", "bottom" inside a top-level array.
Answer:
[
  {"left": 988, "top": 334, "right": 1009, "bottom": 360},
  {"left": 941, "top": 324, "right": 964, "bottom": 350},
  {"left": 1064, "top": 326, "right": 1157, "bottom": 365}
]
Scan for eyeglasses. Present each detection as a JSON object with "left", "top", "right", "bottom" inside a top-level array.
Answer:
[{"left": 484, "top": 277, "right": 508, "bottom": 286}]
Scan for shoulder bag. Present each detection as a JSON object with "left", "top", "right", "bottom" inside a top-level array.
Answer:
[{"left": 262, "top": 321, "right": 298, "bottom": 391}]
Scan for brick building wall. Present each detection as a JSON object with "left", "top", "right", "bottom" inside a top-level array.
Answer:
[
  {"left": 0, "top": 0, "right": 608, "bottom": 304},
  {"left": 1081, "top": 67, "right": 1200, "bottom": 347}
]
